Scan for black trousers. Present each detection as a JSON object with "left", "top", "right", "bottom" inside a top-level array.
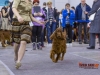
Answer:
[
  {"left": 32, "top": 26, "right": 42, "bottom": 43},
  {"left": 65, "top": 24, "right": 72, "bottom": 43}
]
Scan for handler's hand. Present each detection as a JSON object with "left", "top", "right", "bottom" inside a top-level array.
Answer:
[{"left": 17, "top": 15, "right": 24, "bottom": 23}]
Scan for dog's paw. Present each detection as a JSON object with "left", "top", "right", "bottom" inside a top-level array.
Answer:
[
  {"left": 61, "top": 58, "right": 64, "bottom": 61},
  {"left": 50, "top": 55, "right": 52, "bottom": 59},
  {"left": 58, "top": 57, "right": 61, "bottom": 60},
  {"left": 53, "top": 59, "right": 58, "bottom": 63},
  {"left": 2, "top": 44, "right": 6, "bottom": 47},
  {"left": 52, "top": 60, "right": 55, "bottom": 62}
]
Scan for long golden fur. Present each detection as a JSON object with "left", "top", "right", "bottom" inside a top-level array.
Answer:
[{"left": 50, "top": 28, "right": 67, "bottom": 63}]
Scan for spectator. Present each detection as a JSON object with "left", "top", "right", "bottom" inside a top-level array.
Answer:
[
  {"left": 32, "top": 0, "right": 46, "bottom": 50},
  {"left": 56, "top": 9, "right": 60, "bottom": 28},
  {"left": 99, "top": 37, "right": 100, "bottom": 49},
  {"left": 42, "top": 2, "right": 47, "bottom": 17},
  {"left": 45, "top": 1, "right": 57, "bottom": 46},
  {"left": 0, "top": 11, "right": 2, "bottom": 29},
  {"left": 9, "top": 2, "right": 13, "bottom": 23},
  {"left": 87, "top": 0, "right": 100, "bottom": 49},
  {"left": 59, "top": 9, "right": 64, "bottom": 26},
  {"left": 1, "top": 1, "right": 10, "bottom": 31},
  {"left": 71, "top": 6, "right": 75, "bottom": 13},
  {"left": 71, "top": 6, "right": 78, "bottom": 41},
  {"left": 41, "top": 2, "right": 47, "bottom": 47},
  {"left": 75, "top": 0, "right": 91, "bottom": 44},
  {"left": 62, "top": 3, "right": 75, "bottom": 46}
]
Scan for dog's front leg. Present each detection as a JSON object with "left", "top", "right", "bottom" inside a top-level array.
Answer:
[
  {"left": 50, "top": 51, "right": 56, "bottom": 62},
  {"left": 61, "top": 52, "right": 65, "bottom": 61},
  {"left": 55, "top": 54, "right": 60, "bottom": 63}
]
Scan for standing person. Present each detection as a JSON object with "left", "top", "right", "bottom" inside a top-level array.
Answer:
[
  {"left": 42, "top": 2, "right": 47, "bottom": 16},
  {"left": 32, "top": 0, "right": 46, "bottom": 50},
  {"left": 62, "top": 3, "right": 75, "bottom": 46},
  {"left": 98, "top": 39, "right": 100, "bottom": 49},
  {"left": 71, "top": 6, "right": 76, "bottom": 41},
  {"left": 9, "top": 2, "right": 14, "bottom": 23},
  {"left": 41, "top": 2, "right": 47, "bottom": 47},
  {"left": 87, "top": 0, "right": 100, "bottom": 49},
  {"left": 56, "top": 9, "right": 60, "bottom": 28},
  {"left": 75, "top": 0, "right": 91, "bottom": 44},
  {"left": 0, "top": 11, "right": 2, "bottom": 29},
  {"left": 12, "top": 0, "right": 44, "bottom": 69},
  {"left": 59, "top": 9, "right": 64, "bottom": 27},
  {"left": 46, "top": 1, "right": 57, "bottom": 46},
  {"left": 71, "top": 6, "right": 75, "bottom": 13},
  {"left": 1, "top": 1, "right": 10, "bottom": 31}
]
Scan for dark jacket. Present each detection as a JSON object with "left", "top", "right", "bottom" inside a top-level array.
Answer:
[
  {"left": 88, "top": 0, "right": 100, "bottom": 33},
  {"left": 75, "top": 3, "right": 91, "bottom": 23}
]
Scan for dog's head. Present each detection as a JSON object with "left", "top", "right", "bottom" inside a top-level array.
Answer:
[
  {"left": 55, "top": 28, "right": 63, "bottom": 39},
  {"left": 50, "top": 28, "right": 66, "bottom": 40}
]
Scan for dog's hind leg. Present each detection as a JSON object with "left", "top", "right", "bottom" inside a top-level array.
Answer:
[{"left": 1, "top": 34, "right": 6, "bottom": 47}]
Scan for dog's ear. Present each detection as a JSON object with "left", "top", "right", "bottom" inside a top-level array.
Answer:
[
  {"left": 50, "top": 30, "right": 56, "bottom": 40},
  {"left": 61, "top": 30, "right": 67, "bottom": 40}
]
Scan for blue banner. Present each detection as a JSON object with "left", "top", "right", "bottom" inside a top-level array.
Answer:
[{"left": 0, "top": 0, "right": 9, "bottom": 6}]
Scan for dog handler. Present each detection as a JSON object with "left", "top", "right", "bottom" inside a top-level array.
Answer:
[
  {"left": 87, "top": 0, "right": 100, "bottom": 49},
  {"left": 12, "top": 0, "right": 44, "bottom": 69}
]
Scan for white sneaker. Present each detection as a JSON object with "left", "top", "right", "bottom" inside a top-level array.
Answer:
[
  {"left": 69, "top": 43, "right": 72, "bottom": 47},
  {"left": 47, "top": 44, "right": 52, "bottom": 47},
  {"left": 66, "top": 43, "right": 70, "bottom": 47}
]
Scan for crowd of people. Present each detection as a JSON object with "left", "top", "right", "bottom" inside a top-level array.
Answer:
[{"left": 0, "top": 0, "right": 100, "bottom": 69}]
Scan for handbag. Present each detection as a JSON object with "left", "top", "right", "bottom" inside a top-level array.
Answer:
[{"left": 89, "top": 8, "right": 100, "bottom": 21}]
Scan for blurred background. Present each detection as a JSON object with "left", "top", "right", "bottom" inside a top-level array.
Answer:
[{"left": 0, "top": 0, "right": 94, "bottom": 11}]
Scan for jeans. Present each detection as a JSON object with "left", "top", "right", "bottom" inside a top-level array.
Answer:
[{"left": 46, "top": 21, "right": 56, "bottom": 43}]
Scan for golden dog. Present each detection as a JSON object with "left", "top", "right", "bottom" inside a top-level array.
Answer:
[
  {"left": 0, "top": 30, "right": 11, "bottom": 47},
  {"left": 50, "top": 28, "right": 67, "bottom": 63}
]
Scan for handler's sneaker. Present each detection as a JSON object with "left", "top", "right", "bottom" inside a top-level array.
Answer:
[
  {"left": 37, "top": 43, "right": 42, "bottom": 50},
  {"left": 69, "top": 43, "right": 72, "bottom": 47},
  {"left": 47, "top": 43, "right": 52, "bottom": 47},
  {"left": 32, "top": 42, "right": 36, "bottom": 50},
  {"left": 66, "top": 43, "right": 70, "bottom": 47}
]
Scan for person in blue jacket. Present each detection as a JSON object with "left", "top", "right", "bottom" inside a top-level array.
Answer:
[
  {"left": 62, "top": 3, "right": 75, "bottom": 45},
  {"left": 75, "top": 0, "right": 91, "bottom": 44}
]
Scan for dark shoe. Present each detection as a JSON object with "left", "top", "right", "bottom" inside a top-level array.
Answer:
[
  {"left": 84, "top": 41, "right": 89, "bottom": 44},
  {"left": 79, "top": 41, "right": 82, "bottom": 44},
  {"left": 32, "top": 42, "right": 36, "bottom": 50},
  {"left": 87, "top": 46, "right": 95, "bottom": 49},
  {"left": 37, "top": 42, "right": 42, "bottom": 50}
]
